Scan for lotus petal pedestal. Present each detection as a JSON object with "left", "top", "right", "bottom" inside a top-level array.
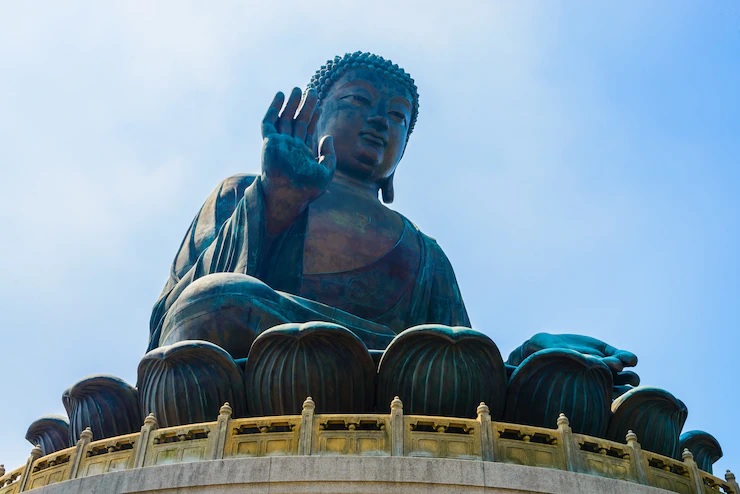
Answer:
[
  {"left": 606, "top": 386, "right": 688, "bottom": 458},
  {"left": 679, "top": 430, "right": 723, "bottom": 474},
  {"left": 376, "top": 325, "right": 507, "bottom": 418},
  {"left": 244, "top": 322, "right": 375, "bottom": 415},
  {"left": 62, "top": 375, "right": 140, "bottom": 443},
  {"left": 25, "top": 415, "right": 70, "bottom": 455},
  {"left": 504, "top": 348, "right": 613, "bottom": 436},
  {"left": 137, "top": 340, "right": 247, "bottom": 427}
]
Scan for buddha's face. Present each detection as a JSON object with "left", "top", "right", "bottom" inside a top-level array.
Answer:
[{"left": 316, "top": 68, "right": 413, "bottom": 187}]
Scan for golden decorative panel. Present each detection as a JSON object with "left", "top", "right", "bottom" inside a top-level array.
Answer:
[{"left": 3, "top": 404, "right": 736, "bottom": 494}]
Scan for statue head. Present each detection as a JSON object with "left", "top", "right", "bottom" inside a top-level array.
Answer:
[{"left": 307, "top": 52, "right": 419, "bottom": 203}]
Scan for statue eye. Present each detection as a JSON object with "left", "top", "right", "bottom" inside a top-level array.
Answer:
[
  {"left": 345, "top": 94, "right": 370, "bottom": 104},
  {"left": 389, "top": 111, "right": 407, "bottom": 126}
]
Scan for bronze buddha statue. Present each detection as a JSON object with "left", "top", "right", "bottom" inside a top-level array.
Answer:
[
  {"left": 148, "top": 52, "right": 469, "bottom": 359},
  {"left": 140, "top": 52, "right": 645, "bottom": 424},
  {"left": 24, "top": 54, "right": 708, "bottom": 467}
]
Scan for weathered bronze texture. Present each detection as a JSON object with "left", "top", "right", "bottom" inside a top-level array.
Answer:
[
  {"left": 25, "top": 415, "right": 70, "bottom": 455},
  {"left": 148, "top": 52, "right": 468, "bottom": 360},
  {"left": 61, "top": 375, "right": 140, "bottom": 444},
  {"left": 607, "top": 387, "right": 688, "bottom": 459},
  {"left": 7, "top": 52, "right": 729, "bottom": 491},
  {"left": 244, "top": 322, "right": 375, "bottom": 415},
  {"left": 507, "top": 332, "right": 640, "bottom": 399},
  {"left": 504, "top": 348, "right": 613, "bottom": 436},
  {"left": 376, "top": 325, "right": 507, "bottom": 418},
  {"left": 137, "top": 340, "right": 247, "bottom": 427},
  {"left": 679, "top": 430, "right": 723, "bottom": 474},
  {"left": 139, "top": 52, "right": 708, "bottom": 457}
]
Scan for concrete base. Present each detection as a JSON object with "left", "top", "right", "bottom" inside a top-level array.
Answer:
[{"left": 28, "top": 456, "right": 672, "bottom": 493}]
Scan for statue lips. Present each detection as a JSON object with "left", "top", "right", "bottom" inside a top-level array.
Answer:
[{"left": 359, "top": 130, "right": 387, "bottom": 148}]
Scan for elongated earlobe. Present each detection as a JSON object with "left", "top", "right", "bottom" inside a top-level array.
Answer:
[{"left": 380, "top": 174, "right": 395, "bottom": 203}]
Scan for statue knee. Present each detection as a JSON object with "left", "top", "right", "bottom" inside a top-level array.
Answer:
[{"left": 160, "top": 273, "right": 284, "bottom": 359}]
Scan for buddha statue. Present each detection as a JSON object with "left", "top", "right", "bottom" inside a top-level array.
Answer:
[
  {"left": 148, "top": 52, "right": 470, "bottom": 358},
  {"left": 138, "top": 51, "right": 646, "bottom": 429},
  {"left": 22, "top": 54, "right": 716, "bottom": 470}
]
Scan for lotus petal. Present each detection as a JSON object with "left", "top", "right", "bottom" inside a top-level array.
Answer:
[
  {"left": 137, "top": 340, "right": 246, "bottom": 427},
  {"left": 607, "top": 387, "right": 688, "bottom": 458},
  {"left": 505, "top": 348, "right": 612, "bottom": 436},
  {"left": 25, "top": 415, "right": 71, "bottom": 455},
  {"left": 62, "top": 375, "right": 140, "bottom": 443},
  {"left": 377, "top": 325, "right": 507, "bottom": 418},
  {"left": 679, "top": 430, "right": 722, "bottom": 474},
  {"left": 244, "top": 322, "right": 375, "bottom": 415}
]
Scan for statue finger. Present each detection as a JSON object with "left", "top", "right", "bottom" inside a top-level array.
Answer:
[
  {"left": 614, "top": 370, "right": 640, "bottom": 387},
  {"left": 601, "top": 356, "right": 625, "bottom": 373},
  {"left": 603, "top": 344, "right": 638, "bottom": 368},
  {"left": 615, "top": 349, "right": 638, "bottom": 368},
  {"left": 318, "top": 135, "right": 336, "bottom": 175},
  {"left": 261, "top": 91, "right": 285, "bottom": 138},
  {"left": 293, "top": 89, "right": 318, "bottom": 141},
  {"left": 305, "top": 107, "right": 321, "bottom": 151},
  {"left": 277, "top": 87, "right": 302, "bottom": 135}
]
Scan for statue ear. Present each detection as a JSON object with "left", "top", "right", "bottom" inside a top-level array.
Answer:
[{"left": 380, "top": 173, "right": 395, "bottom": 204}]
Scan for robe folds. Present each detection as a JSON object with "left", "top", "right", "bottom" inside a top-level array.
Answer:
[{"left": 149, "top": 174, "right": 470, "bottom": 352}]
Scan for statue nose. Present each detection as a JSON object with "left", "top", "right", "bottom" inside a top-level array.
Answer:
[{"left": 367, "top": 114, "right": 389, "bottom": 132}]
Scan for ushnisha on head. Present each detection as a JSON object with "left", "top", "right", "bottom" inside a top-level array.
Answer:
[{"left": 307, "top": 52, "right": 419, "bottom": 203}]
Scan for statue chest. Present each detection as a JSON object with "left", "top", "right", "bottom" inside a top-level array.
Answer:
[
  {"left": 302, "top": 199, "right": 406, "bottom": 275},
  {"left": 300, "top": 207, "right": 421, "bottom": 330}
]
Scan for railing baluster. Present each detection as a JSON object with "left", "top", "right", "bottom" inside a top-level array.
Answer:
[
  {"left": 67, "top": 428, "right": 92, "bottom": 480},
  {"left": 209, "top": 402, "right": 233, "bottom": 460},
  {"left": 297, "top": 397, "right": 315, "bottom": 455},
  {"left": 477, "top": 402, "right": 494, "bottom": 461},
  {"left": 681, "top": 448, "right": 704, "bottom": 494},
  {"left": 18, "top": 445, "right": 42, "bottom": 492},
  {"left": 726, "top": 470, "right": 739, "bottom": 494},
  {"left": 390, "top": 396, "right": 404, "bottom": 457},
  {"left": 626, "top": 430, "right": 650, "bottom": 485},
  {"left": 557, "top": 413, "right": 582, "bottom": 473},
  {"left": 133, "top": 413, "right": 158, "bottom": 468}
]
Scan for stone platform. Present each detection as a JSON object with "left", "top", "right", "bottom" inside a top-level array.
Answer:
[
  {"left": 3, "top": 399, "right": 737, "bottom": 494},
  {"left": 23, "top": 456, "right": 674, "bottom": 494}
]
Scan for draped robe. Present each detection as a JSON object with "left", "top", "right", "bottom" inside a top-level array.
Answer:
[{"left": 149, "top": 174, "right": 470, "bottom": 352}]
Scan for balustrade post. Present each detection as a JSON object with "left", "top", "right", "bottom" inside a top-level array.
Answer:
[
  {"left": 476, "top": 402, "right": 494, "bottom": 461},
  {"left": 297, "top": 397, "right": 315, "bottom": 455},
  {"left": 682, "top": 448, "right": 705, "bottom": 494},
  {"left": 626, "top": 430, "right": 650, "bottom": 485},
  {"left": 67, "top": 427, "right": 93, "bottom": 480},
  {"left": 726, "top": 470, "right": 740, "bottom": 494},
  {"left": 18, "top": 445, "right": 42, "bottom": 492},
  {"left": 209, "top": 402, "right": 233, "bottom": 460},
  {"left": 556, "top": 413, "right": 581, "bottom": 473},
  {"left": 390, "top": 396, "right": 404, "bottom": 456},
  {"left": 133, "top": 413, "right": 158, "bottom": 468}
]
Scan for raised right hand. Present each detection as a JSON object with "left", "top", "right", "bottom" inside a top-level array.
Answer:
[{"left": 260, "top": 88, "right": 336, "bottom": 228}]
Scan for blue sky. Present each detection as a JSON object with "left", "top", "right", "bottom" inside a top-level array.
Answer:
[{"left": 0, "top": 1, "right": 738, "bottom": 476}]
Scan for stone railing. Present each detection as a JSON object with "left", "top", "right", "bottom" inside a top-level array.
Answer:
[{"left": 1, "top": 398, "right": 737, "bottom": 494}]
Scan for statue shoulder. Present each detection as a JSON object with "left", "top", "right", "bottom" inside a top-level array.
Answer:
[
  {"left": 203, "top": 173, "right": 259, "bottom": 227},
  {"left": 213, "top": 173, "right": 258, "bottom": 202},
  {"left": 167, "top": 173, "right": 259, "bottom": 283},
  {"left": 399, "top": 215, "right": 445, "bottom": 258}
]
